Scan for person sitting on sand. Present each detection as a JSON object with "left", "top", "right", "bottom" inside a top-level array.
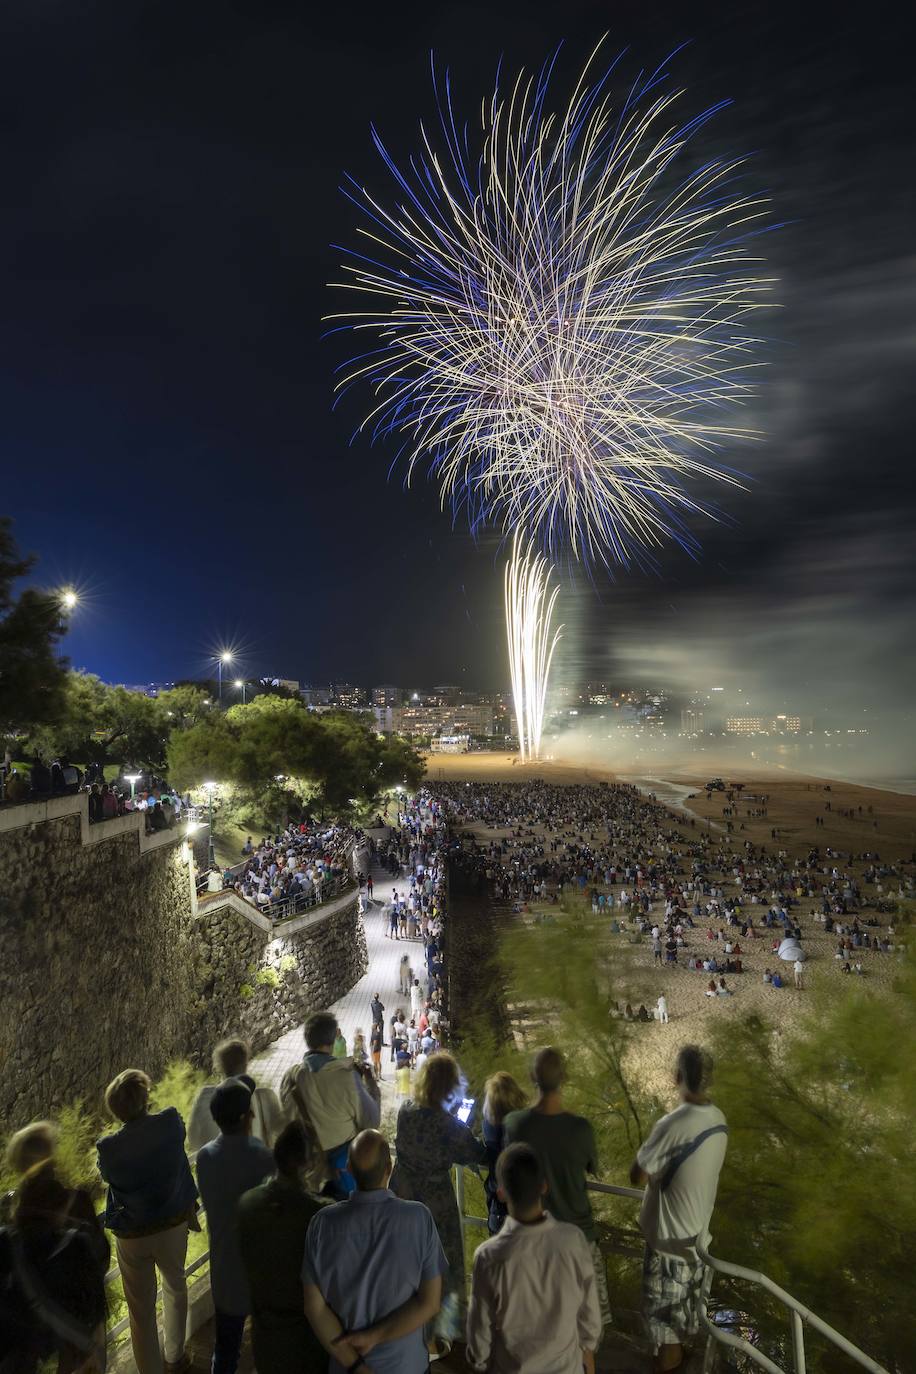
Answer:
[
  {"left": 716, "top": 978, "right": 732, "bottom": 997},
  {"left": 842, "top": 961, "right": 852, "bottom": 975},
  {"left": 705, "top": 980, "right": 717, "bottom": 998},
  {"left": 771, "top": 972, "right": 784, "bottom": 989}
]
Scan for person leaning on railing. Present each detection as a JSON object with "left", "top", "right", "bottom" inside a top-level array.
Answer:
[{"left": 96, "top": 1069, "right": 199, "bottom": 1374}]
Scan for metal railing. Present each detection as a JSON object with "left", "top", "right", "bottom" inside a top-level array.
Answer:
[{"left": 455, "top": 1170, "right": 889, "bottom": 1374}]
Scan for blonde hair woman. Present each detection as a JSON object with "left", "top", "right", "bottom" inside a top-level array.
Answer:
[
  {"left": 390, "top": 1052, "right": 486, "bottom": 1356},
  {"left": 482, "top": 1072, "right": 528, "bottom": 1234}
]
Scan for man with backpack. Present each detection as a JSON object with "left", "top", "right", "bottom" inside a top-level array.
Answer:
[{"left": 629, "top": 1044, "right": 728, "bottom": 1373}]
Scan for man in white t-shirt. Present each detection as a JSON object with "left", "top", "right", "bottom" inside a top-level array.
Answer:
[{"left": 629, "top": 1045, "right": 728, "bottom": 1372}]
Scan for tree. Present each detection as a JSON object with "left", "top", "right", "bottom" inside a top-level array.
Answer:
[
  {"left": 0, "top": 518, "right": 68, "bottom": 738},
  {"left": 24, "top": 672, "right": 166, "bottom": 771},
  {"left": 166, "top": 695, "right": 425, "bottom": 817}
]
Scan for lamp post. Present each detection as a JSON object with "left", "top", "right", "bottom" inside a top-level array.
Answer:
[
  {"left": 124, "top": 772, "right": 142, "bottom": 804},
  {"left": 216, "top": 652, "right": 232, "bottom": 703},
  {"left": 203, "top": 781, "right": 217, "bottom": 868},
  {"left": 234, "top": 678, "right": 247, "bottom": 704}
]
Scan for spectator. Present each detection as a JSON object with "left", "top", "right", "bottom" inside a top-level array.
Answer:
[
  {"left": 657, "top": 994, "right": 669, "bottom": 1025},
  {"left": 97, "top": 1068, "right": 198, "bottom": 1374},
  {"left": 0, "top": 1165, "right": 108, "bottom": 1372},
  {"left": 481, "top": 1071, "right": 528, "bottom": 1235},
  {"left": 504, "top": 1047, "right": 611, "bottom": 1329},
  {"left": 188, "top": 1038, "right": 285, "bottom": 1152},
  {"left": 369, "top": 1024, "right": 384, "bottom": 1081},
  {"left": 237, "top": 1121, "right": 329, "bottom": 1374},
  {"left": 302, "top": 1129, "right": 447, "bottom": 1374},
  {"left": 629, "top": 1045, "right": 728, "bottom": 1373},
  {"left": 195, "top": 1079, "right": 274, "bottom": 1374},
  {"left": 370, "top": 993, "right": 385, "bottom": 1028},
  {"left": 332, "top": 1027, "right": 348, "bottom": 1059},
  {"left": 794, "top": 959, "right": 805, "bottom": 989},
  {"left": 290, "top": 1011, "right": 380, "bottom": 1200},
  {"left": 391, "top": 1052, "right": 487, "bottom": 1354},
  {"left": 1, "top": 1121, "right": 109, "bottom": 1270},
  {"left": 466, "top": 1142, "right": 601, "bottom": 1374},
  {"left": 3, "top": 767, "right": 29, "bottom": 802}
]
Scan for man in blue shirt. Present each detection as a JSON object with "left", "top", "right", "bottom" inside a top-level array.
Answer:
[
  {"left": 302, "top": 1130, "right": 447, "bottom": 1374},
  {"left": 196, "top": 1079, "right": 273, "bottom": 1374}
]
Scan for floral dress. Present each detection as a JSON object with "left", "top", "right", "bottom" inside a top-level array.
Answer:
[{"left": 391, "top": 1100, "right": 486, "bottom": 1333}]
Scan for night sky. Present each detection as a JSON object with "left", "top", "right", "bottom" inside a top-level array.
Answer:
[{"left": 3, "top": 1, "right": 913, "bottom": 713}]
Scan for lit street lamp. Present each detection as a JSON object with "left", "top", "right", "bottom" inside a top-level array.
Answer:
[
  {"left": 215, "top": 651, "right": 233, "bottom": 702},
  {"left": 61, "top": 588, "right": 78, "bottom": 612},
  {"left": 124, "top": 772, "right": 142, "bottom": 804},
  {"left": 203, "top": 781, "right": 217, "bottom": 868},
  {"left": 234, "top": 678, "right": 247, "bottom": 704}
]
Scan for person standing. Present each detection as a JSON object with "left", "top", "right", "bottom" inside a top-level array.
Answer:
[
  {"left": 466, "top": 1143, "right": 601, "bottom": 1374},
  {"left": 97, "top": 1069, "right": 198, "bottom": 1374},
  {"left": 391, "top": 1052, "right": 486, "bottom": 1354},
  {"left": 370, "top": 993, "right": 385, "bottom": 1029},
  {"left": 237, "top": 1122, "right": 329, "bottom": 1374},
  {"left": 188, "top": 1037, "right": 285, "bottom": 1152},
  {"left": 793, "top": 958, "right": 804, "bottom": 989},
  {"left": 196, "top": 1079, "right": 274, "bottom": 1374},
  {"left": 481, "top": 1071, "right": 528, "bottom": 1235},
  {"left": 292, "top": 1012, "right": 381, "bottom": 1199},
  {"left": 629, "top": 1045, "right": 728, "bottom": 1373},
  {"left": 302, "top": 1130, "right": 447, "bottom": 1374},
  {"left": 657, "top": 995, "right": 669, "bottom": 1025},
  {"left": 503, "top": 1047, "right": 611, "bottom": 1329}
]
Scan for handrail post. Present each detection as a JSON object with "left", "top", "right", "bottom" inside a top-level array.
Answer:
[{"left": 791, "top": 1310, "right": 807, "bottom": 1374}]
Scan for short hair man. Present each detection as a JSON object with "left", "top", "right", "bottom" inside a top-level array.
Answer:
[
  {"left": 238, "top": 1122, "right": 329, "bottom": 1373},
  {"left": 629, "top": 1045, "right": 728, "bottom": 1373},
  {"left": 188, "top": 1037, "right": 285, "bottom": 1152},
  {"left": 196, "top": 1079, "right": 274, "bottom": 1374},
  {"left": 503, "top": 1047, "right": 611, "bottom": 1328},
  {"left": 302, "top": 1129, "right": 447, "bottom": 1374},
  {"left": 466, "top": 1143, "right": 601, "bottom": 1373},
  {"left": 293, "top": 1011, "right": 380, "bottom": 1200}
]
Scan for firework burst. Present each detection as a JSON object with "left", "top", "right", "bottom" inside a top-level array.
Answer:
[
  {"left": 505, "top": 531, "right": 562, "bottom": 761},
  {"left": 329, "top": 40, "right": 776, "bottom": 568}
]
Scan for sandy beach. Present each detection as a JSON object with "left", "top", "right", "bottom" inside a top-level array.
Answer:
[{"left": 426, "top": 750, "right": 914, "bottom": 1098}]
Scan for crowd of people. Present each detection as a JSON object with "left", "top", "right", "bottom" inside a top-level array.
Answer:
[
  {"left": 2, "top": 777, "right": 908, "bottom": 1374},
  {"left": 217, "top": 822, "right": 358, "bottom": 918},
  {"left": 0, "top": 757, "right": 193, "bottom": 836},
  {"left": 0, "top": 1034, "right": 726, "bottom": 1374},
  {"left": 436, "top": 778, "right": 912, "bottom": 1008}
]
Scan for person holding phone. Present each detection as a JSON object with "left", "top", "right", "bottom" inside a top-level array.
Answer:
[{"left": 390, "top": 1052, "right": 486, "bottom": 1358}]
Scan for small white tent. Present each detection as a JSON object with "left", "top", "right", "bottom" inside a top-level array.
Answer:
[{"left": 777, "top": 937, "right": 806, "bottom": 963}]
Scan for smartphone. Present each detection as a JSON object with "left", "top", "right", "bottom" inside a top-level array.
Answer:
[{"left": 455, "top": 1097, "right": 475, "bottom": 1125}]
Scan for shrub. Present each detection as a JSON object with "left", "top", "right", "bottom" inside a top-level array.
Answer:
[
  {"left": 279, "top": 954, "right": 297, "bottom": 975},
  {"left": 239, "top": 983, "right": 254, "bottom": 1000},
  {"left": 255, "top": 966, "right": 280, "bottom": 989}
]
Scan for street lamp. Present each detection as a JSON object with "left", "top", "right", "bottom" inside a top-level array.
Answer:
[
  {"left": 61, "top": 588, "right": 78, "bottom": 612},
  {"left": 215, "top": 652, "right": 233, "bottom": 702},
  {"left": 234, "top": 678, "right": 247, "bottom": 704},
  {"left": 124, "top": 772, "right": 142, "bottom": 803},
  {"left": 203, "top": 781, "right": 217, "bottom": 868}
]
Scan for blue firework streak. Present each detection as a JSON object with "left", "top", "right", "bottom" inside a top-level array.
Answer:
[{"left": 328, "top": 40, "right": 777, "bottom": 569}]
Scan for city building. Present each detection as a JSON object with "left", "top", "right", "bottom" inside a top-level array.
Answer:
[
  {"left": 372, "top": 684, "right": 403, "bottom": 707},
  {"left": 725, "top": 715, "right": 804, "bottom": 735},
  {"left": 332, "top": 683, "right": 367, "bottom": 710},
  {"left": 681, "top": 707, "right": 705, "bottom": 734},
  {"left": 299, "top": 685, "right": 332, "bottom": 708},
  {"left": 259, "top": 676, "right": 300, "bottom": 694},
  {"left": 374, "top": 702, "right": 495, "bottom": 739}
]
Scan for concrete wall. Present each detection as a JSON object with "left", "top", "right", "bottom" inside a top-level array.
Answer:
[{"left": 0, "top": 797, "right": 367, "bottom": 1127}]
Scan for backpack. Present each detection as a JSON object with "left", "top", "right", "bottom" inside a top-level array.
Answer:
[{"left": 279, "top": 1067, "right": 327, "bottom": 1192}]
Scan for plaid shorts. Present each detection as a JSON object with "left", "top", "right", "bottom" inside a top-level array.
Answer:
[{"left": 642, "top": 1244, "right": 705, "bottom": 1350}]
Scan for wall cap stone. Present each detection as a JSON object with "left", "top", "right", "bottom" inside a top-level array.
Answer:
[{"left": 0, "top": 794, "right": 183, "bottom": 855}]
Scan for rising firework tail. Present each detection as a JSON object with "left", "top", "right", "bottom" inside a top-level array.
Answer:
[
  {"left": 505, "top": 532, "right": 562, "bottom": 762},
  {"left": 328, "top": 39, "right": 776, "bottom": 569}
]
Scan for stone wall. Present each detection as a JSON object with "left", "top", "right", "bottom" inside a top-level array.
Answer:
[{"left": 0, "top": 799, "right": 367, "bottom": 1128}]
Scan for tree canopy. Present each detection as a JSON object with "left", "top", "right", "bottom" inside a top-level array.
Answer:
[
  {"left": 167, "top": 694, "right": 424, "bottom": 816},
  {"left": 0, "top": 518, "right": 69, "bottom": 739}
]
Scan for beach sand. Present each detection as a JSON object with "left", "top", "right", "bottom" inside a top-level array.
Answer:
[{"left": 426, "top": 750, "right": 914, "bottom": 1098}]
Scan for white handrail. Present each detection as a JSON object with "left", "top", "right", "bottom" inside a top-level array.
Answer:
[{"left": 454, "top": 1169, "right": 890, "bottom": 1374}]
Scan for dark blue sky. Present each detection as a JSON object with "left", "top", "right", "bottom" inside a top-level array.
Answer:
[{"left": 3, "top": 0, "right": 913, "bottom": 707}]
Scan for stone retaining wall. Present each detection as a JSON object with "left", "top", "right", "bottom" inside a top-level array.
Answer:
[{"left": 0, "top": 799, "right": 367, "bottom": 1127}]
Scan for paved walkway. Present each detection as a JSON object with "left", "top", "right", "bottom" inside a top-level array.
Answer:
[{"left": 250, "top": 830, "right": 424, "bottom": 1126}]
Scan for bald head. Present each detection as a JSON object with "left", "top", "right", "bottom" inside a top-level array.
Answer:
[{"left": 348, "top": 1130, "right": 392, "bottom": 1192}]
